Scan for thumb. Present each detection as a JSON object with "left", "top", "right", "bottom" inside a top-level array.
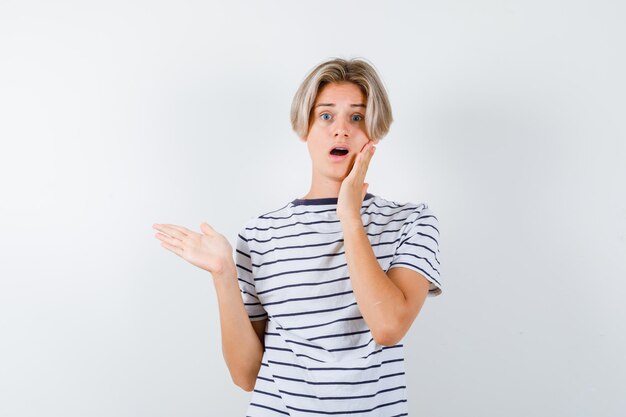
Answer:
[{"left": 200, "top": 222, "right": 215, "bottom": 235}]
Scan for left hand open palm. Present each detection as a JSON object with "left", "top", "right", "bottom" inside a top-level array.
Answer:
[{"left": 337, "top": 140, "right": 376, "bottom": 223}]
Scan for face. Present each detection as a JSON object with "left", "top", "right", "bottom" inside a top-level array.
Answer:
[{"left": 305, "top": 81, "right": 378, "bottom": 181}]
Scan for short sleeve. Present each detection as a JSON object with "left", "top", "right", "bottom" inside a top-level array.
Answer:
[
  {"left": 235, "top": 226, "right": 268, "bottom": 321},
  {"left": 388, "top": 204, "right": 442, "bottom": 297}
]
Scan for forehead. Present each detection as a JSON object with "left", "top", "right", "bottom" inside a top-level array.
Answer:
[{"left": 315, "top": 82, "right": 366, "bottom": 103}]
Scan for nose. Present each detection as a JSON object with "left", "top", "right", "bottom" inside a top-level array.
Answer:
[{"left": 333, "top": 119, "right": 350, "bottom": 138}]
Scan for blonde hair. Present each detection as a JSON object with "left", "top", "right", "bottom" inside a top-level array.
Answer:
[{"left": 290, "top": 57, "right": 393, "bottom": 142}]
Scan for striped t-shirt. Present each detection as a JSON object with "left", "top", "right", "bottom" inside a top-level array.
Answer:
[{"left": 235, "top": 193, "right": 442, "bottom": 417}]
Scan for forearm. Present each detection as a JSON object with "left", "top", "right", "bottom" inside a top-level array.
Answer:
[
  {"left": 212, "top": 262, "right": 263, "bottom": 390},
  {"left": 341, "top": 219, "right": 407, "bottom": 345}
]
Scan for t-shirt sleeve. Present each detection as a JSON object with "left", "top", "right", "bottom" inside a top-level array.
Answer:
[
  {"left": 235, "top": 225, "right": 268, "bottom": 321},
  {"left": 388, "top": 204, "right": 442, "bottom": 297}
]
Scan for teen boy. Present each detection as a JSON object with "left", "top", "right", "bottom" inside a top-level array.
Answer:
[{"left": 153, "top": 57, "right": 442, "bottom": 416}]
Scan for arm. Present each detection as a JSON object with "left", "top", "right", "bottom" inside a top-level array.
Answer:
[
  {"left": 341, "top": 220, "right": 430, "bottom": 346},
  {"left": 212, "top": 262, "right": 265, "bottom": 392},
  {"left": 335, "top": 142, "right": 430, "bottom": 346},
  {"left": 152, "top": 222, "right": 264, "bottom": 392}
]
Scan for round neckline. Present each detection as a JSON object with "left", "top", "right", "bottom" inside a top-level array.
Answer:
[{"left": 291, "top": 193, "right": 375, "bottom": 206}]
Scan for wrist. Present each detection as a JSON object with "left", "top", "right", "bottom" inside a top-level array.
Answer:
[
  {"left": 211, "top": 259, "right": 237, "bottom": 281},
  {"left": 340, "top": 216, "right": 363, "bottom": 230}
]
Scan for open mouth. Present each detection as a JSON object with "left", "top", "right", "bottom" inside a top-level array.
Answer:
[{"left": 330, "top": 147, "right": 349, "bottom": 156}]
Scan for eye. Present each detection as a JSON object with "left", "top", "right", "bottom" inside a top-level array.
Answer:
[
  {"left": 352, "top": 114, "right": 363, "bottom": 122},
  {"left": 320, "top": 113, "right": 332, "bottom": 121}
]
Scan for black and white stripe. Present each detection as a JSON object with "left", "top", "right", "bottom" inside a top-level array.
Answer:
[{"left": 236, "top": 194, "right": 442, "bottom": 416}]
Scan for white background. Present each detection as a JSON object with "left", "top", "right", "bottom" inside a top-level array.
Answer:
[{"left": 1, "top": 1, "right": 624, "bottom": 416}]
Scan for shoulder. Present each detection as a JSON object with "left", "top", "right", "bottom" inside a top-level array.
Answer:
[
  {"left": 237, "top": 200, "right": 295, "bottom": 239},
  {"left": 368, "top": 194, "right": 436, "bottom": 222}
]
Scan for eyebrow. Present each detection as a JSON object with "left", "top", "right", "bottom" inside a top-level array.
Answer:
[{"left": 314, "top": 103, "right": 366, "bottom": 108}]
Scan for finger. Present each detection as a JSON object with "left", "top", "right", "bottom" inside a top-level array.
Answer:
[
  {"left": 362, "top": 182, "right": 369, "bottom": 199},
  {"left": 362, "top": 144, "right": 375, "bottom": 175},
  {"left": 164, "top": 224, "right": 193, "bottom": 235},
  {"left": 364, "top": 141, "right": 375, "bottom": 162},
  {"left": 354, "top": 142, "right": 375, "bottom": 181},
  {"left": 153, "top": 224, "right": 189, "bottom": 240},
  {"left": 358, "top": 140, "right": 370, "bottom": 153},
  {"left": 362, "top": 141, "right": 375, "bottom": 165},
  {"left": 160, "top": 240, "right": 184, "bottom": 257},
  {"left": 155, "top": 232, "right": 183, "bottom": 249},
  {"left": 200, "top": 222, "right": 216, "bottom": 236},
  {"left": 345, "top": 153, "right": 360, "bottom": 181},
  {"left": 350, "top": 141, "right": 371, "bottom": 170}
]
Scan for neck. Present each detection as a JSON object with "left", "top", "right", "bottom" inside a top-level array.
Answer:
[{"left": 301, "top": 173, "right": 344, "bottom": 199}]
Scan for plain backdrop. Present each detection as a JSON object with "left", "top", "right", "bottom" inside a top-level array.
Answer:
[{"left": 1, "top": 1, "right": 625, "bottom": 416}]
